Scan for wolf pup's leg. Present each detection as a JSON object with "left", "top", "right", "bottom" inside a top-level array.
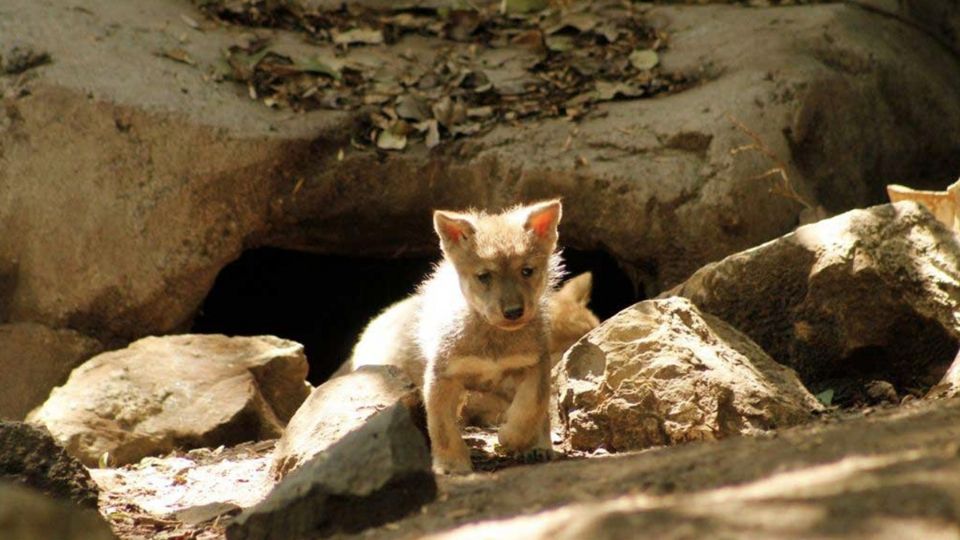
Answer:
[
  {"left": 497, "top": 353, "right": 552, "bottom": 458},
  {"left": 424, "top": 370, "right": 472, "bottom": 474}
]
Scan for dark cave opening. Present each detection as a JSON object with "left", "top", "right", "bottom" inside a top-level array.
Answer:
[
  {"left": 191, "top": 248, "right": 433, "bottom": 384},
  {"left": 191, "top": 246, "right": 639, "bottom": 385},
  {"left": 561, "top": 247, "right": 644, "bottom": 321}
]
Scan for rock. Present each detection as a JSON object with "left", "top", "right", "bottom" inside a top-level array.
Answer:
[
  {"left": 3, "top": 1, "right": 960, "bottom": 348},
  {"left": 228, "top": 403, "right": 436, "bottom": 540},
  {"left": 928, "top": 349, "right": 960, "bottom": 400},
  {"left": 278, "top": 3, "right": 960, "bottom": 292},
  {"left": 0, "top": 323, "right": 103, "bottom": 420},
  {"left": 173, "top": 501, "right": 242, "bottom": 526},
  {"left": 0, "top": 481, "right": 115, "bottom": 540},
  {"left": 28, "top": 335, "right": 310, "bottom": 467},
  {"left": 667, "top": 202, "right": 960, "bottom": 396},
  {"left": 0, "top": 0, "right": 349, "bottom": 341},
  {"left": 853, "top": 0, "right": 960, "bottom": 54},
  {"left": 558, "top": 297, "right": 820, "bottom": 452},
  {"left": 350, "top": 396, "right": 960, "bottom": 540},
  {"left": 271, "top": 365, "right": 420, "bottom": 479},
  {"left": 0, "top": 422, "right": 99, "bottom": 508},
  {"left": 864, "top": 380, "right": 898, "bottom": 405}
]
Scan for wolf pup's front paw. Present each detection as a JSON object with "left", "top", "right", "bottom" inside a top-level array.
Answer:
[
  {"left": 517, "top": 446, "right": 554, "bottom": 463},
  {"left": 432, "top": 450, "right": 473, "bottom": 475},
  {"left": 497, "top": 422, "right": 536, "bottom": 453}
]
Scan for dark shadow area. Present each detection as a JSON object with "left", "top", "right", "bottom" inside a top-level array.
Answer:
[
  {"left": 562, "top": 248, "right": 643, "bottom": 321},
  {"left": 192, "top": 247, "right": 639, "bottom": 385},
  {"left": 192, "top": 248, "right": 434, "bottom": 384},
  {"left": 805, "top": 313, "right": 957, "bottom": 408}
]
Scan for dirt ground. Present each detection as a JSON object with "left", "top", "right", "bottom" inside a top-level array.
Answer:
[{"left": 91, "top": 397, "right": 960, "bottom": 539}]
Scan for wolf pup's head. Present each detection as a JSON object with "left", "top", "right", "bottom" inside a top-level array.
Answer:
[{"left": 434, "top": 200, "right": 562, "bottom": 331}]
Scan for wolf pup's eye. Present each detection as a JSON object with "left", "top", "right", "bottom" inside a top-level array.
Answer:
[
  {"left": 476, "top": 272, "right": 492, "bottom": 285},
  {"left": 521, "top": 267, "right": 534, "bottom": 278}
]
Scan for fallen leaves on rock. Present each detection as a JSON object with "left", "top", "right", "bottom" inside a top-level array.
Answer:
[
  {"left": 195, "top": 0, "right": 696, "bottom": 150},
  {"left": 92, "top": 440, "right": 276, "bottom": 540}
]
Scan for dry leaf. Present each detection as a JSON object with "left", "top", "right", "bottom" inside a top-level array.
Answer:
[
  {"left": 377, "top": 129, "right": 407, "bottom": 150},
  {"left": 425, "top": 119, "right": 441, "bottom": 148},
  {"left": 629, "top": 49, "right": 659, "bottom": 71},
  {"left": 333, "top": 28, "right": 385, "bottom": 46},
  {"left": 158, "top": 48, "right": 196, "bottom": 66}
]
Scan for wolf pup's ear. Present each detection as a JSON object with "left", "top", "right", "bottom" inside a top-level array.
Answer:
[
  {"left": 560, "top": 272, "right": 593, "bottom": 305},
  {"left": 524, "top": 200, "right": 562, "bottom": 244},
  {"left": 434, "top": 210, "right": 476, "bottom": 254}
]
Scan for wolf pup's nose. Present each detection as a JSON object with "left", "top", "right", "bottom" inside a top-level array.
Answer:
[{"left": 503, "top": 306, "right": 524, "bottom": 321}]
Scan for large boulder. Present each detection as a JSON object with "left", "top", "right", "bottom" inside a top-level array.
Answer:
[
  {"left": 0, "top": 422, "right": 99, "bottom": 508},
  {"left": 271, "top": 365, "right": 421, "bottom": 479},
  {"left": 666, "top": 202, "right": 960, "bottom": 399},
  {"left": 0, "top": 482, "right": 115, "bottom": 540},
  {"left": 2, "top": 0, "right": 959, "bottom": 349},
  {"left": 558, "top": 297, "right": 820, "bottom": 452},
  {"left": 0, "top": 323, "right": 102, "bottom": 420},
  {"left": 28, "top": 335, "right": 310, "bottom": 467},
  {"left": 853, "top": 0, "right": 960, "bottom": 55},
  {"left": 228, "top": 403, "right": 436, "bottom": 540}
]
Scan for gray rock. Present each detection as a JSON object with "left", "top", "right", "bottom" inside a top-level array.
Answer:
[
  {"left": 228, "top": 403, "right": 436, "bottom": 540},
  {"left": 0, "top": 323, "right": 102, "bottom": 420},
  {"left": 271, "top": 365, "right": 421, "bottom": 480},
  {"left": 666, "top": 202, "right": 960, "bottom": 396},
  {"left": 853, "top": 0, "right": 960, "bottom": 54},
  {"left": 28, "top": 334, "right": 310, "bottom": 467},
  {"left": 928, "top": 349, "right": 960, "bottom": 400},
  {"left": 0, "top": 422, "right": 99, "bottom": 508},
  {"left": 0, "top": 481, "right": 115, "bottom": 540},
  {"left": 558, "top": 297, "right": 820, "bottom": 452},
  {"left": 172, "top": 501, "right": 242, "bottom": 526},
  {"left": 2, "top": 0, "right": 959, "bottom": 347}
]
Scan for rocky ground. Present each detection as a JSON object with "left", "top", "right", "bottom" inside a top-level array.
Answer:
[{"left": 3, "top": 0, "right": 960, "bottom": 538}]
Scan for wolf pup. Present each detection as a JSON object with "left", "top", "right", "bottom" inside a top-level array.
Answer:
[
  {"left": 354, "top": 200, "right": 564, "bottom": 473},
  {"left": 424, "top": 200, "right": 562, "bottom": 473}
]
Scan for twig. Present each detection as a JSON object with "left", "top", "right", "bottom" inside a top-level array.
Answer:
[{"left": 726, "top": 114, "right": 814, "bottom": 210}]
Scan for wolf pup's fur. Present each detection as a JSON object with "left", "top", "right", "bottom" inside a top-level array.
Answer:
[
  {"left": 459, "top": 272, "right": 599, "bottom": 427},
  {"left": 352, "top": 200, "right": 565, "bottom": 473}
]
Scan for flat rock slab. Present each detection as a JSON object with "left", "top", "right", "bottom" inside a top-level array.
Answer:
[
  {"left": 0, "top": 422, "right": 99, "bottom": 508},
  {"left": 271, "top": 365, "right": 421, "bottom": 479},
  {"left": 28, "top": 334, "right": 310, "bottom": 467},
  {"left": 0, "top": 481, "right": 115, "bottom": 540},
  {"left": 666, "top": 202, "right": 960, "bottom": 402},
  {"left": 558, "top": 297, "right": 820, "bottom": 452},
  {"left": 229, "top": 403, "right": 436, "bottom": 540},
  {"left": 344, "top": 397, "right": 960, "bottom": 540},
  {"left": 0, "top": 323, "right": 102, "bottom": 421}
]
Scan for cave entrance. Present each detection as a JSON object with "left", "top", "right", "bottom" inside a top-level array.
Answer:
[
  {"left": 192, "top": 247, "right": 639, "bottom": 385},
  {"left": 192, "top": 248, "right": 434, "bottom": 384},
  {"left": 562, "top": 248, "right": 643, "bottom": 321}
]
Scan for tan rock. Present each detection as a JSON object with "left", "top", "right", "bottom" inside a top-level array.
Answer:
[
  {"left": 271, "top": 365, "right": 420, "bottom": 480},
  {"left": 28, "top": 335, "right": 310, "bottom": 467},
  {"left": 558, "top": 297, "right": 820, "bottom": 452},
  {"left": 667, "top": 202, "right": 960, "bottom": 396}
]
